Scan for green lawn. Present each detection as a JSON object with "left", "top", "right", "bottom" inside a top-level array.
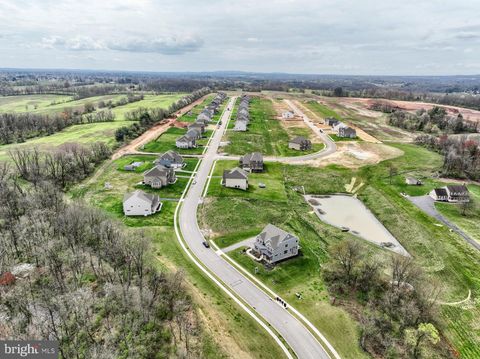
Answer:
[
  {"left": 143, "top": 127, "right": 212, "bottom": 155},
  {"left": 201, "top": 142, "right": 480, "bottom": 358},
  {"left": 223, "top": 97, "right": 323, "bottom": 156},
  {"left": 111, "top": 93, "right": 186, "bottom": 120},
  {"left": 303, "top": 100, "right": 342, "bottom": 120}
]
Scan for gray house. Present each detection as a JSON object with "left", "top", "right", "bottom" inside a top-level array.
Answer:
[
  {"left": 197, "top": 111, "right": 211, "bottom": 123},
  {"left": 326, "top": 118, "right": 340, "bottom": 127},
  {"left": 156, "top": 150, "right": 184, "bottom": 169},
  {"left": 123, "top": 190, "right": 162, "bottom": 216},
  {"left": 338, "top": 126, "right": 357, "bottom": 138},
  {"left": 222, "top": 167, "right": 248, "bottom": 190},
  {"left": 240, "top": 152, "right": 264, "bottom": 172},
  {"left": 288, "top": 136, "right": 312, "bottom": 151},
  {"left": 186, "top": 128, "right": 202, "bottom": 140},
  {"left": 124, "top": 161, "right": 143, "bottom": 171},
  {"left": 188, "top": 122, "right": 205, "bottom": 134},
  {"left": 429, "top": 188, "right": 448, "bottom": 201},
  {"left": 253, "top": 224, "right": 299, "bottom": 263},
  {"left": 143, "top": 165, "right": 176, "bottom": 189},
  {"left": 430, "top": 185, "right": 470, "bottom": 202},
  {"left": 176, "top": 135, "right": 196, "bottom": 149}
]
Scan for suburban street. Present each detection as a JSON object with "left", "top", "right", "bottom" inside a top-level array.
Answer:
[{"left": 177, "top": 97, "right": 334, "bottom": 359}]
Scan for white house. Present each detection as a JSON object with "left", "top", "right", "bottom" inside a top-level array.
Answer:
[
  {"left": 123, "top": 190, "right": 162, "bottom": 216},
  {"left": 222, "top": 167, "right": 248, "bottom": 190},
  {"left": 253, "top": 224, "right": 299, "bottom": 263}
]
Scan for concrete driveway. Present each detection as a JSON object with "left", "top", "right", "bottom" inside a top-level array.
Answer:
[{"left": 407, "top": 195, "right": 480, "bottom": 251}]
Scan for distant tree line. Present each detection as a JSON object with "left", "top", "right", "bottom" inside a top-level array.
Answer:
[
  {"left": 415, "top": 134, "right": 480, "bottom": 181},
  {"left": 115, "top": 87, "right": 210, "bottom": 143},
  {"left": 387, "top": 106, "right": 479, "bottom": 134},
  {"left": 0, "top": 174, "right": 204, "bottom": 357},
  {"left": 9, "top": 142, "right": 111, "bottom": 189},
  {"left": 324, "top": 240, "right": 450, "bottom": 358}
]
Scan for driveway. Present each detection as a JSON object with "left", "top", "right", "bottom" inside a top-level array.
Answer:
[{"left": 407, "top": 195, "right": 480, "bottom": 251}]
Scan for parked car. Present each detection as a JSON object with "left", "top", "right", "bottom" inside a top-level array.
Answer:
[{"left": 202, "top": 241, "right": 210, "bottom": 248}]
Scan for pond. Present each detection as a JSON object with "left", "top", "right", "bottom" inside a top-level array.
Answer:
[{"left": 305, "top": 194, "right": 409, "bottom": 256}]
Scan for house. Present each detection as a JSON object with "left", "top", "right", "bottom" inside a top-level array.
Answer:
[
  {"left": 253, "top": 224, "right": 299, "bottom": 263},
  {"left": 156, "top": 150, "right": 184, "bottom": 169},
  {"left": 326, "top": 118, "right": 340, "bottom": 127},
  {"left": 282, "top": 111, "right": 295, "bottom": 119},
  {"left": 222, "top": 167, "right": 248, "bottom": 190},
  {"left": 445, "top": 185, "right": 470, "bottom": 202},
  {"left": 124, "top": 161, "right": 143, "bottom": 171},
  {"left": 240, "top": 152, "right": 264, "bottom": 172},
  {"left": 143, "top": 165, "right": 176, "bottom": 189},
  {"left": 429, "top": 188, "right": 448, "bottom": 201},
  {"left": 288, "top": 136, "right": 312, "bottom": 151},
  {"left": 238, "top": 107, "right": 249, "bottom": 117},
  {"left": 197, "top": 111, "right": 211, "bottom": 122},
  {"left": 405, "top": 177, "right": 422, "bottom": 186},
  {"left": 123, "top": 190, "right": 162, "bottom": 216},
  {"left": 176, "top": 135, "right": 196, "bottom": 149},
  {"left": 234, "top": 121, "right": 248, "bottom": 132},
  {"left": 430, "top": 185, "right": 470, "bottom": 202},
  {"left": 237, "top": 112, "right": 250, "bottom": 124},
  {"left": 186, "top": 128, "right": 202, "bottom": 140},
  {"left": 338, "top": 126, "right": 357, "bottom": 138},
  {"left": 188, "top": 122, "right": 205, "bottom": 133}
]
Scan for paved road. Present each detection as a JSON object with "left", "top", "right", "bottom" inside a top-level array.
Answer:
[
  {"left": 407, "top": 195, "right": 480, "bottom": 251},
  {"left": 178, "top": 97, "right": 333, "bottom": 359},
  {"left": 216, "top": 99, "right": 336, "bottom": 163}
]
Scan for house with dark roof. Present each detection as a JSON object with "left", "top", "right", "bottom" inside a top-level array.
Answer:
[
  {"left": 326, "top": 118, "right": 340, "bottom": 127},
  {"left": 143, "top": 165, "right": 176, "bottom": 189},
  {"left": 176, "top": 135, "right": 196, "bottom": 149},
  {"left": 186, "top": 128, "right": 202, "bottom": 140},
  {"left": 233, "top": 120, "right": 248, "bottom": 132},
  {"left": 430, "top": 185, "right": 470, "bottom": 202},
  {"left": 240, "top": 152, "right": 264, "bottom": 172},
  {"left": 429, "top": 188, "right": 449, "bottom": 202},
  {"left": 253, "top": 224, "right": 299, "bottom": 263},
  {"left": 156, "top": 150, "right": 184, "bottom": 169},
  {"left": 445, "top": 185, "right": 470, "bottom": 202},
  {"left": 188, "top": 122, "right": 205, "bottom": 134},
  {"left": 338, "top": 126, "right": 357, "bottom": 138},
  {"left": 288, "top": 136, "right": 312, "bottom": 151},
  {"left": 222, "top": 167, "right": 248, "bottom": 190},
  {"left": 123, "top": 190, "right": 162, "bottom": 216}
]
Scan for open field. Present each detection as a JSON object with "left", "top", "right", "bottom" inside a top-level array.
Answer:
[
  {"left": 0, "top": 94, "right": 73, "bottom": 112},
  {"left": 222, "top": 97, "right": 324, "bottom": 156},
  {"left": 69, "top": 153, "right": 287, "bottom": 359},
  {"left": 0, "top": 93, "right": 185, "bottom": 161},
  {"left": 201, "top": 142, "right": 480, "bottom": 358}
]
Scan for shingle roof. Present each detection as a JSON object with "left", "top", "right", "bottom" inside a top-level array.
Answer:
[
  {"left": 434, "top": 188, "right": 448, "bottom": 197},
  {"left": 289, "top": 136, "right": 309, "bottom": 144},
  {"left": 446, "top": 185, "right": 469, "bottom": 194},
  {"left": 144, "top": 165, "right": 169, "bottom": 177},
  {"left": 123, "top": 190, "right": 156, "bottom": 204},
  {"left": 223, "top": 167, "right": 248, "bottom": 180},
  {"left": 257, "top": 224, "right": 297, "bottom": 250},
  {"left": 242, "top": 152, "right": 263, "bottom": 164},
  {"left": 160, "top": 150, "right": 183, "bottom": 163}
]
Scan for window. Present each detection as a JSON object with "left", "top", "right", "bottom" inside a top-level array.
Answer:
[{"left": 284, "top": 250, "right": 288, "bottom": 254}]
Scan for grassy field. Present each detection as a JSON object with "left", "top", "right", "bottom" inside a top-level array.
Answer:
[
  {"left": 223, "top": 97, "right": 323, "bottom": 156},
  {"left": 303, "top": 100, "right": 342, "bottom": 120},
  {"left": 69, "top": 153, "right": 288, "bottom": 359},
  {"left": 0, "top": 94, "right": 73, "bottom": 112},
  {"left": 143, "top": 127, "right": 212, "bottom": 155},
  {"left": 200, "top": 143, "right": 480, "bottom": 358},
  {"left": 0, "top": 93, "right": 185, "bottom": 161}
]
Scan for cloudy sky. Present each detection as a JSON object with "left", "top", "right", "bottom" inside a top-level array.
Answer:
[{"left": 0, "top": 0, "right": 479, "bottom": 75}]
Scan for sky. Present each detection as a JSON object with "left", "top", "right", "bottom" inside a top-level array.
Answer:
[{"left": 0, "top": 0, "right": 480, "bottom": 75}]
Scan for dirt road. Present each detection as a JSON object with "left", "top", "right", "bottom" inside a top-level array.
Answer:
[{"left": 112, "top": 95, "right": 209, "bottom": 160}]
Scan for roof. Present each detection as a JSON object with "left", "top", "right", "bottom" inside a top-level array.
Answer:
[
  {"left": 242, "top": 152, "right": 263, "bottom": 164},
  {"left": 123, "top": 190, "right": 157, "bottom": 205},
  {"left": 144, "top": 165, "right": 169, "bottom": 178},
  {"left": 223, "top": 167, "right": 248, "bottom": 180},
  {"left": 433, "top": 188, "right": 448, "bottom": 197},
  {"left": 289, "top": 136, "right": 309, "bottom": 144},
  {"left": 234, "top": 122, "right": 247, "bottom": 131},
  {"left": 177, "top": 135, "right": 194, "bottom": 143},
  {"left": 160, "top": 150, "right": 183, "bottom": 163},
  {"left": 446, "top": 185, "right": 469, "bottom": 194},
  {"left": 257, "top": 224, "right": 297, "bottom": 250},
  {"left": 186, "top": 128, "right": 201, "bottom": 137}
]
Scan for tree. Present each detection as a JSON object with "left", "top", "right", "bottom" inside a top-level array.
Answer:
[
  {"left": 404, "top": 323, "right": 440, "bottom": 358},
  {"left": 333, "top": 87, "right": 344, "bottom": 97}
]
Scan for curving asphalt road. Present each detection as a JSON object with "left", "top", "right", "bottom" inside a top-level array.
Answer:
[
  {"left": 177, "top": 97, "right": 337, "bottom": 359},
  {"left": 217, "top": 99, "right": 336, "bottom": 163}
]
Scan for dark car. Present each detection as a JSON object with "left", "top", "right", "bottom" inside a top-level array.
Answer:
[{"left": 202, "top": 241, "right": 210, "bottom": 248}]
